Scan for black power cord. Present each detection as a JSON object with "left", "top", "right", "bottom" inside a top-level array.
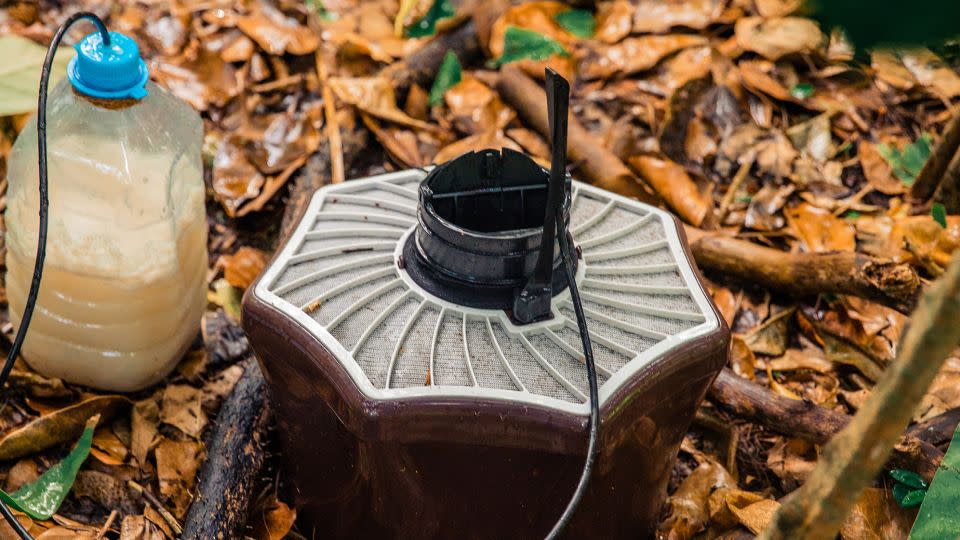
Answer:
[
  {"left": 540, "top": 68, "right": 599, "bottom": 540},
  {"left": 0, "top": 12, "right": 111, "bottom": 540}
]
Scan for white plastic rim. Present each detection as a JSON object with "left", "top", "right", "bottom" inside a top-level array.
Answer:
[{"left": 253, "top": 169, "right": 720, "bottom": 416}]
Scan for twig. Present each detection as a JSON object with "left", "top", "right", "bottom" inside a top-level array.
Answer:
[
  {"left": 911, "top": 107, "right": 960, "bottom": 200},
  {"left": 128, "top": 480, "right": 183, "bottom": 537},
  {"left": 95, "top": 509, "right": 118, "bottom": 539},
  {"left": 760, "top": 254, "right": 960, "bottom": 540},
  {"left": 314, "top": 49, "right": 344, "bottom": 185},
  {"left": 495, "top": 65, "right": 660, "bottom": 205},
  {"left": 717, "top": 156, "right": 754, "bottom": 222},
  {"left": 690, "top": 234, "right": 922, "bottom": 314}
]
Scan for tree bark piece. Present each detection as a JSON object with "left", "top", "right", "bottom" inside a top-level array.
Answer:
[
  {"left": 709, "top": 368, "right": 942, "bottom": 480},
  {"left": 690, "top": 234, "right": 922, "bottom": 314},
  {"left": 907, "top": 407, "right": 960, "bottom": 447},
  {"left": 181, "top": 358, "right": 271, "bottom": 540},
  {"left": 382, "top": 20, "right": 483, "bottom": 93},
  {"left": 495, "top": 65, "right": 660, "bottom": 205},
  {"left": 759, "top": 254, "right": 960, "bottom": 540},
  {"left": 911, "top": 108, "right": 960, "bottom": 200}
]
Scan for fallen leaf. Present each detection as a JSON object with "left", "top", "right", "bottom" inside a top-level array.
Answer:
[
  {"left": 488, "top": 3, "right": 576, "bottom": 80},
  {"left": 841, "top": 487, "right": 916, "bottom": 540},
  {"left": 735, "top": 16, "right": 824, "bottom": 60},
  {"left": 155, "top": 439, "right": 203, "bottom": 518},
  {"left": 899, "top": 48, "right": 960, "bottom": 99},
  {"left": 871, "top": 51, "right": 916, "bottom": 91},
  {"left": 362, "top": 114, "right": 427, "bottom": 168},
  {"left": 729, "top": 336, "right": 757, "bottom": 380},
  {"left": 151, "top": 44, "right": 240, "bottom": 111},
  {"left": 36, "top": 527, "right": 96, "bottom": 540},
  {"left": 767, "top": 437, "right": 818, "bottom": 491},
  {"left": 745, "top": 183, "right": 795, "bottom": 231},
  {"left": 507, "top": 128, "right": 550, "bottom": 159},
  {"left": 208, "top": 278, "right": 243, "bottom": 320},
  {"left": 0, "top": 396, "right": 128, "bottom": 461},
  {"left": 594, "top": 0, "right": 633, "bottom": 44},
  {"left": 860, "top": 141, "right": 906, "bottom": 195},
  {"left": 250, "top": 498, "right": 297, "bottom": 540},
  {"left": 3, "top": 460, "right": 39, "bottom": 493},
  {"left": 767, "top": 348, "right": 835, "bottom": 374},
  {"left": 444, "top": 76, "right": 515, "bottom": 135},
  {"left": 91, "top": 427, "right": 128, "bottom": 466},
  {"left": 329, "top": 76, "right": 436, "bottom": 131},
  {"left": 0, "top": 36, "right": 74, "bottom": 116},
  {"left": 160, "top": 384, "right": 208, "bottom": 438},
  {"left": 581, "top": 34, "right": 708, "bottom": 80},
  {"left": 628, "top": 155, "right": 710, "bottom": 226},
  {"left": 633, "top": 0, "right": 724, "bottom": 33},
  {"left": 755, "top": 0, "right": 802, "bottom": 17},
  {"left": 211, "top": 135, "right": 266, "bottom": 217},
  {"left": 223, "top": 247, "right": 269, "bottom": 290},
  {"left": 120, "top": 515, "right": 165, "bottom": 540},
  {"left": 787, "top": 112, "right": 834, "bottom": 163},
  {"left": 433, "top": 130, "right": 522, "bottom": 163},
  {"left": 236, "top": 1, "right": 319, "bottom": 55},
  {"left": 429, "top": 50, "right": 462, "bottom": 107},
  {"left": 5, "top": 370, "right": 71, "bottom": 399},
  {"left": 786, "top": 203, "right": 856, "bottom": 252},
  {"left": 238, "top": 112, "right": 321, "bottom": 175},
  {"left": 742, "top": 307, "right": 795, "bottom": 356},
  {"left": 659, "top": 456, "right": 736, "bottom": 539},
  {"left": 131, "top": 398, "right": 159, "bottom": 468}
]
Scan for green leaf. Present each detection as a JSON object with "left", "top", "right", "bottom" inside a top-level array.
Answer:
[
  {"left": 491, "top": 26, "right": 570, "bottom": 67},
  {"left": 429, "top": 51, "right": 462, "bottom": 107},
  {"left": 932, "top": 203, "right": 948, "bottom": 228},
  {"left": 843, "top": 210, "right": 861, "bottom": 220},
  {"left": 0, "top": 416, "right": 96, "bottom": 520},
  {"left": 554, "top": 9, "right": 595, "bottom": 38},
  {"left": 910, "top": 423, "right": 960, "bottom": 539},
  {"left": 878, "top": 133, "right": 933, "bottom": 186},
  {"left": 406, "top": 0, "right": 455, "bottom": 38},
  {"left": 790, "top": 82, "right": 815, "bottom": 100},
  {"left": 901, "top": 488, "right": 927, "bottom": 508},
  {"left": 0, "top": 36, "right": 75, "bottom": 117},
  {"left": 891, "top": 468, "right": 930, "bottom": 490}
]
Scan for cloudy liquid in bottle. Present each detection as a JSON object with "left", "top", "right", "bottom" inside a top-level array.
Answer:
[{"left": 5, "top": 77, "right": 207, "bottom": 392}]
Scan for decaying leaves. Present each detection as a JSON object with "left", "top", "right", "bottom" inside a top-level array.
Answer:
[{"left": 155, "top": 439, "right": 203, "bottom": 518}]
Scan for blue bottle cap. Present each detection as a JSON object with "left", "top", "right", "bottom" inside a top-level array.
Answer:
[{"left": 68, "top": 31, "right": 149, "bottom": 100}]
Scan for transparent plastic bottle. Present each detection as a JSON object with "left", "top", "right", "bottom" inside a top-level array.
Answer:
[{"left": 5, "top": 32, "right": 207, "bottom": 391}]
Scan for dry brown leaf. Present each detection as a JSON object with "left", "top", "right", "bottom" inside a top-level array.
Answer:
[
  {"left": 131, "top": 398, "right": 160, "bottom": 468},
  {"left": 659, "top": 456, "right": 736, "bottom": 539},
  {"left": 738, "top": 58, "right": 796, "bottom": 101},
  {"left": 767, "top": 437, "right": 818, "bottom": 491},
  {"left": 870, "top": 51, "right": 916, "bottom": 91},
  {"left": 742, "top": 307, "right": 794, "bottom": 356},
  {"left": 786, "top": 112, "right": 834, "bottom": 163},
  {"left": 859, "top": 141, "right": 906, "bottom": 195},
  {"left": 444, "top": 76, "right": 516, "bottom": 135},
  {"left": 433, "top": 130, "right": 523, "bottom": 163},
  {"left": 155, "top": 439, "right": 204, "bottom": 518},
  {"left": 633, "top": 0, "right": 724, "bottom": 33},
  {"left": 235, "top": 1, "right": 319, "bottom": 55},
  {"left": 649, "top": 45, "right": 713, "bottom": 95},
  {"left": 0, "top": 511, "right": 34, "bottom": 539},
  {"left": 786, "top": 203, "right": 856, "bottom": 252},
  {"left": 628, "top": 155, "right": 710, "bottom": 226},
  {"left": 91, "top": 427, "right": 129, "bottom": 466},
  {"left": 581, "top": 34, "right": 708, "bottom": 80},
  {"left": 362, "top": 113, "right": 427, "bottom": 168},
  {"left": 120, "top": 515, "right": 166, "bottom": 540},
  {"left": 202, "top": 364, "right": 246, "bottom": 406},
  {"left": 719, "top": 124, "right": 797, "bottom": 178},
  {"left": 36, "top": 527, "right": 96, "bottom": 540},
  {"left": 223, "top": 247, "right": 269, "bottom": 290},
  {"left": 236, "top": 155, "right": 309, "bottom": 217},
  {"left": 840, "top": 487, "right": 916, "bottom": 540},
  {"left": 212, "top": 135, "right": 266, "bottom": 217},
  {"left": 5, "top": 369, "right": 71, "bottom": 399},
  {"left": 250, "top": 499, "right": 297, "bottom": 540},
  {"left": 900, "top": 48, "right": 960, "bottom": 99},
  {"left": 745, "top": 183, "right": 795, "bottom": 231},
  {"left": 329, "top": 77, "right": 436, "bottom": 131},
  {"left": 0, "top": 395, "right": 127, "bottom": 460},
  {"left": 915, "top": 356, "right": 960, "bottom": 422},
  {"left": 735, "top": 16, "right": 823, "bottom": 60},
  {"left": 3, "top": 459, "right": 39, "bottom": 492},
  {"left": 160, "top": 384, "right": 208, "bottom": 438},
  {"left": 729, "top": 336, "right": 757, "bottom": 380},
  {"left": 768, "top": 348, "right": 835, "bottom": 374},
  {"left": 594, "top": 0, "right": 634, "bottom": 44},
  {"left": 755, "top": 0, "right": 802, "bottom": 17},
  {"left": 506, "top": 128, "right": 550, "bottom": 159}
]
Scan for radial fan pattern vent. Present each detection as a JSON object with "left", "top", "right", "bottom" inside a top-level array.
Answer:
[{"left": 254, "top": 170, "right": 719, "bottom": 414}]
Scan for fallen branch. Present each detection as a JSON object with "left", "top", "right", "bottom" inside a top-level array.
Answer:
[
  {"left": 495, "top": 65, "right": 660, "bottom": 205},
  {"left": 933, "top": 144, "right": 960, "bottom": 213},
  {"left": 906, "top": 407, "right": 960, "bottom": 447},
  {"left": 382, "top": 20, "right": 483, "bottom": 93},
  {"left": 709, "top": 369, "right": 942, "bottom": 480},
  {"left": 911, "top": 108, "right": 960, "bottom": 201},
  {"left": 180, "top": 358, "right": 271, "bottom": 540},
  {"left": 690, "top": 234, "right": 922, "bottom": 314},
  {"left": 760, "top": 254, "right": 960, "bottom": 540}
]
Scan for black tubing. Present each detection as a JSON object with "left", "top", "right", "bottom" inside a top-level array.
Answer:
[{"left": 0, "top": 12, "right": 111, "bottom": 540}]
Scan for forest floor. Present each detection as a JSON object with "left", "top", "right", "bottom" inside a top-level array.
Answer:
[{"left": 1, "top": 0, "right": 960, "bottom": 538}]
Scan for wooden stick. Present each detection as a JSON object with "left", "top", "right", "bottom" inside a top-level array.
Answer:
[
  {"left": 906, "top": 407, "right": 960, "bottom": 447},
  {"left": 690, "top": 234, "right": 922, "bottom": 314},
  {"left": 95, "top": 509, "right": 118, "bottom": 539},
  {"left": 495, "top": 65, "right": 660, "bottom": 205},
  {"left": 911, "top": 108, "right": 960, "bottom": 200},
  {"left": 709, "top": 368, "right": 942, "bottom": 480},
  {"left": 382, "top": 20, "right": 483, "bottom": 93},
  {"left": 128, "top": 480, "right": 182, "bottom": 536},
  {"left": 180, "top": 358, "right": 271, "bottom": 540},
  {"left": 760, "top": 254, "right": 960, "bottom": 540}
]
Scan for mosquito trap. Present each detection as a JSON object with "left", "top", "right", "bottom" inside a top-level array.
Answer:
[{"left": 242, "top": 70, "right": 729, "bottom": 539}]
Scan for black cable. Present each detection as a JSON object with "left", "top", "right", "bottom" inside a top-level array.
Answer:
[{"left": 0, "top": 13, "right": 111, "bottom": 540}]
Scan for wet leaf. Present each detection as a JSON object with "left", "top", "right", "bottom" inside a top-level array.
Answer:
[
  {"left": 892, "top": 483, "right": 925, "bottom": 508},
  {"left": 212, "top": 136, "right": 265, "bottom": 216},
  {"left": 910, "top": 423, "right": 960, "bottom": 539},
  {"left": 406, "top": 0, "right": 455, "bottom": 38},
  {"left": 0, "top": 416, "right": 97, "bottom": 520},
  {"left": 429, "top": 51, "right": 462, "bottom": 108},
  {"left": 628, "top": 155, "right": 710, "bottom": 226},
  {"left": 633, "top": 0, "right": 723, "bottom": 33},
  {"left": 0, "top": 396, "right": 128, "bottom": 461},
  {"left": 0, "top": 36, "right": 74, "bottom": 116},
  {"left": 491, "top": 26, "right": 570, "bottom": 67},
  {"left": 223, "top": 247, "right": 269, "bottom": 290},
  {"left": 236, "top": 1, "right": 319, "bottom": 55},
  {"left": 877, "top": 133, "right": 932, "bottom": 186},
  {"left": 581, "top": 34, "right": 708, "bottom": 80},
  {"left": 250, "top": 498, "right": 297, "bottom": 540},
  {"left": 554, "top": 9, "right": 595, "bottom": 38},
  {"left": 444, "top": 76, "right": 515, "bottom": 134},
  {"left": 890, "top": 469, "right": 928, "bottom": 490},
  {"left": 735, "top": 16, "right": 824, "bottom": 60}
]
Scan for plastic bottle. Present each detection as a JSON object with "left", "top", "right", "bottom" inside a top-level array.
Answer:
[{"left": 4, "top": 31, "right": 207, "bottom": 391}]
